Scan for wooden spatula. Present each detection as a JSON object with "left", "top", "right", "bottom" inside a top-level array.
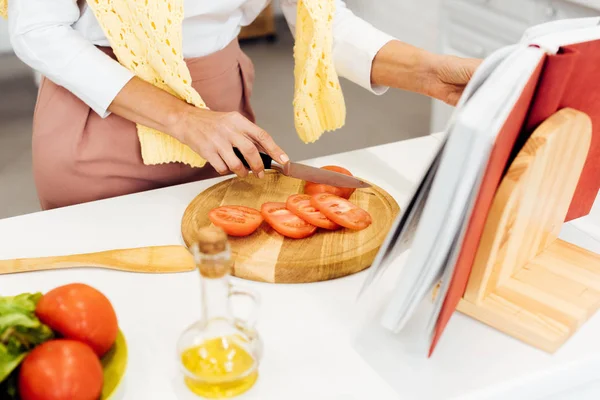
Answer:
[{"left": 0, "top": 245, "right": 196, "bottom": 275}]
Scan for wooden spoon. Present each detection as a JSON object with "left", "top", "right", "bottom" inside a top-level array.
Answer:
[{"left": 0, "top": 246, "right": 196, "bottom": 275}]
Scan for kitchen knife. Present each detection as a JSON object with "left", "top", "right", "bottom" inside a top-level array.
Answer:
[{"left": 233, "top": 148, "right": 371, "bottom": 189}]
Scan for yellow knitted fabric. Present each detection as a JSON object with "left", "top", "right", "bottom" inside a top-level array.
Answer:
[
  {"left": 86, "top": 0, "right": 208, "bottom": 167},
  {"left": 293, "top": 0, "right": 346, "bottom": 143},
  {"left": 0, "top": 0, "right": 346, "bottom": 165}
]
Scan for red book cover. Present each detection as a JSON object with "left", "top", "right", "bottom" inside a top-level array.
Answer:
[
  {"left": 429, "top": 39, "right": 600, "bottom": 356},
  {"left": 524, "top": 40, "right": 600, "bottom": 221}
]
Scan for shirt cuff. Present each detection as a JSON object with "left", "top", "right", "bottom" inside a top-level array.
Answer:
[
  {"left": 58, "top": 46, "right": 135, "bottom": 118},
  {"left": 332, "top": 17, "right": 395, "bottom": 96}
]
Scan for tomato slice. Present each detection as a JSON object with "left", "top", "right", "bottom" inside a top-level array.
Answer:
[
  {"left": 286, "top": 194, "right": 340, "bottom": 230},
  {"left": 303, "top": 166, "right": 356, "bottom": 199},
  {"left": 209, "top": 205, "right": 263, "bottom": 237},
  {"left": 310, "top": 193, "right": 372, "bottom": 231},
  {"left": 261, "top": 202, "right": 317, "bottom": 239}
]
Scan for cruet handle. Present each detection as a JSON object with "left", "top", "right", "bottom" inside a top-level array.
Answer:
[{"left": 227, "top": 284, "right": 260, "bottom": 328}]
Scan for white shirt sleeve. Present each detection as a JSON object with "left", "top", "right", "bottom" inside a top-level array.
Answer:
[
  {"left": 8, "top": 0, "right": 134, "bottom": 118},
  {"left": 280, "top": 0, "right": 396, "bottom": 95}
]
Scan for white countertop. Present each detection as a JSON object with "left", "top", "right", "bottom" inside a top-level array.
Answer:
[{"left": 1, "top": 134, "right": 600, "bottom": 400}]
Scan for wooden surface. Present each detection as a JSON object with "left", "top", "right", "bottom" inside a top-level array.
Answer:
[
  {"left": 238, "top": 4, "right": 276, "bottom": 41},
  {"left": 0, "top": 246, "right": 195, "bottom": 275},
  {"left": 458, "top": 108, "right": 600, "bottom": 353},
  {"left": 181, "top": 171, "right": 400, "bottom": 283}
]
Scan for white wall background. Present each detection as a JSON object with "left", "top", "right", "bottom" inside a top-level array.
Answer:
[
  {"left": 1, "top": 1, "right": 443, "bottom": 54},
  {"left": 273, "top": 0, "right": 442, "bottom": 52},
  {"left": 0, "top": 18, "right": 11, "bottom": 53},
  {"left": 342, "top": 0, "right": 442, "bottom": 53}
]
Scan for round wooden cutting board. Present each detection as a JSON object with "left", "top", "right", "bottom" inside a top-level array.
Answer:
[{"left": 181, "top": 171, "right": 399, "bottom": 283}]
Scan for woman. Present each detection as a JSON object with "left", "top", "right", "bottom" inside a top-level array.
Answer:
[{"left": 7, "top": 0, "right": 480, "bottom": 210}]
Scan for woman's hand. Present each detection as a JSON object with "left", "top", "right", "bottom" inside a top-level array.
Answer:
[
  {"left": 108, "top": 77, "right": 288, "bottom": 178},
  {"left": 422, "top": 55, "right": 482, "bottom": 106},
  {"left": 170, "top": 107, "right": 288, "bottom": 178},
  {"left": 371, "top": 40, "right": 482, "bottom": 106}
]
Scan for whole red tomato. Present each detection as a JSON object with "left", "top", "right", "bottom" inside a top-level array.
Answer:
[
  {"left": 19, "top": 339, "right": 103, "bottom": 400},
  {"left": 303, "top": 166, "right": 356, "bottom": 199},
  {"left": 36, "top": 283, "right": 118, "bottom": 357}
]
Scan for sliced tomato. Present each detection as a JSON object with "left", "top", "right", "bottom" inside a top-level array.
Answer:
[
  {"left": 261, "top": 202, "right": 317, "bottom": 239},
  {"left": 286, "top": 194, "right": 340, "bottom": 230},
  {"left": 303, "top": 166, "right": 356, "bottom": 199},
  {"left": 209, "top": 205, "right": 263, "bottom": 237},
  {"left": 310, "top": 193, "right": 372, "bottom": 231}
]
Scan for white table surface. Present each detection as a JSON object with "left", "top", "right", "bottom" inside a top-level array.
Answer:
[{"left": 1, "top": 134, "right": 600, "bottom": 400}]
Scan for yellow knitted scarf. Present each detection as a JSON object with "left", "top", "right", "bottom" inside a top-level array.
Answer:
[{"left": 1, "top": 1, "right": 345, "bottom": 167}]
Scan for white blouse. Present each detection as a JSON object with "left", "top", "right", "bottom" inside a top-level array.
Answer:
[{"left": 7, "top": 0, "right": 395, "bottom": 118}]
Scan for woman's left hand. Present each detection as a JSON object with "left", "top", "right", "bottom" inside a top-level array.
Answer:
[
  {"left": 422, "top": 55, "right": 482, "bottom": 106},
  {"left": 371, "top": 40, "right": 482, "bottom": 106}
]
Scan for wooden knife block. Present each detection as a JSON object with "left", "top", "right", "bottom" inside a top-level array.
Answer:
[{"left": 457, "top": 108, "right": 600, "bottom": 353}]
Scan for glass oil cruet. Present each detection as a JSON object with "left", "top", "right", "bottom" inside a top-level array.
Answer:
[{"left": 177, "top": 226, "right": 263, "bottom": 398}]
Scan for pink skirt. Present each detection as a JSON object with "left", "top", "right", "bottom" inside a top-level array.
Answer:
[{"left": 32, "top": 39, "right": 255, "bottom": 210}]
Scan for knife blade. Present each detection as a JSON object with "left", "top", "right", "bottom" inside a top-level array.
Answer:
[{"left": 233, "top": 148, "right": 371, "bottom": 189}]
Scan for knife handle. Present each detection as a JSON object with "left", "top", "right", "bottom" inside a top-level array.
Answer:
[{"left": 233, "top": 147, "right": 274, "bottom": 170}]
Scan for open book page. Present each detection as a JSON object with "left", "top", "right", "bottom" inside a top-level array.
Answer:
[
  {"left": 358, "top": 148, "right": 442, "bottom": 298},
  {"left": 520, "top": 16, "right": 600, "bottom": 45},
  {"left": 357, "top": 44, "right": 515, "bottom": 301},
  {"left": 380, "top": 46, "right": 546, "bottom": 334},
  {"left": 532, "top": 24, "right": 600, "bottom": 53},
  {"left": 383, "top": 158, "right": 440, "bottom": 284},
  {"left": 379, "top": 119, "right": 480, "bottom": 332},
  {"left": 423, "top": 169, "right": 492, "bottom": 351},
  {"left": 423, "top": 48, "right": 546, "bottom": 344}
]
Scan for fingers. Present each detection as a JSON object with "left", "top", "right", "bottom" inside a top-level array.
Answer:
[
  {"left": 241, "top": 119, "right": 289, "bottom": 164},
  {"left": 218, "top": 146, "right": 249, "bottom": 178},
  {"left": 205, "top": 153, "right": 229, "bottom": 176},
  {"left": 186, "top": 110, "right": 288, "bottom": 179},
  {"left": 438, "top": 55, "right": 481, "bottom": 86},
  {"left": 220, "top": 113, "right": 262, "bottom": 178},
  {"left": 465, "top": 58, "right": 483, "bottom": 78},
  {"left": 445, "top": 87, "right": 466, "bottom": 106},
  {"left": 233, "top": 137, "right": 265, "bottom": 178}
]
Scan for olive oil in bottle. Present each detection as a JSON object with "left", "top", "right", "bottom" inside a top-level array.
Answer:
[{"left": 177, "top": 226, "right": 262, "bottom": 398}]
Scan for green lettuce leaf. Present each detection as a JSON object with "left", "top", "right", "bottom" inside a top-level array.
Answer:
[{"left": 0, "top": 293, "right": 54, "bottom": 384}]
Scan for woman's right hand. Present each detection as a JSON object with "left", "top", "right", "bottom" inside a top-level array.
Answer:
[
  {"left": 108, "top": 77, "right": 289, "bottom": 178},
  {"left": 170, "top": 106, "right": 288, "bottom": 178}
]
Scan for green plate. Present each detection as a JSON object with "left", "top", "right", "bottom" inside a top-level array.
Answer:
[{"left": 101, "top": 330, "right": 128, "bottom": 400}]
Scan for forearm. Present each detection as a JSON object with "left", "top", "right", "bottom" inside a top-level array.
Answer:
[
  {"left": 106, "top": 76, "right": 288, "bottom": 174},
  {"left": 107, "top": 76, "right": 193, "bottom": 142},
  {"left": 371, "top": 40, "right": 481, "bottom": 105},
  {"left": 370, "top": 40, "right": 437, "bottom": 96}
]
